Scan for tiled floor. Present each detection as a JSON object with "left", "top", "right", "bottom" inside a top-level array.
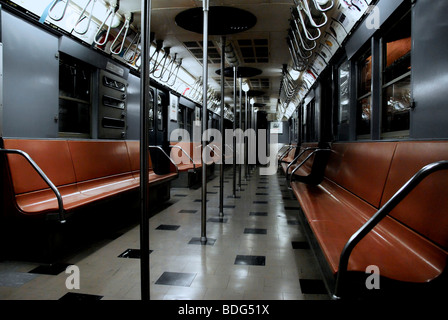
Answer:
[{"left": 0, "top": 167, "right": 330, "bottom": 300}]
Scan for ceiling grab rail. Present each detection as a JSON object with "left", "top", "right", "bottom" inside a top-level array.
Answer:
[
  {"left": 111, "top": 13, "right": 132, "bottom": 55},
  {"left": 191, "top": 78, "right": 202, "bottom": 100},
  {"left": 300, "top": 0, "right": 332, "bottom": 28},
  {"left": 124, "top": 32, "right": 141, "bottom": 63},
  {"left": 93, "top": 0, "right": 119, "bottom": 46},
  {"left": 159, "top": 52, "right": 176, "bottom": 81},
  {"left": 48, "top": 0, "right": 70, "bottom": 22},
  {"left": 167, "top": 58, "right": 182, "bottom": 87},
  {"left": 293, "top": 1, "right": 321, "bottom": 41},
  {"left": 149, "top": 40, "right": 164, "bottom": 73},
  {"left": 291, "top": 9, "right": 317, "bottom": 51},
  {"left": 185, "top": 78, "right": 199, "bottom": 100},
  {"left": 286, "top": 37, "right": 303, "bottom": 71},
  {"left": 312, "top": 0, "right": 334, "bottom": 12},
  {"left": 289, "top": 21, "right": 314, "bottom": 58},
  {"left": 72, "top": 0, "right": 97, "bottom": 35},
  {"left": 188, "top": 77, "right": 202, "bottom": 101},
  {"left": 289, "top": 27, "right": 311, "bottom": 62},
  {"left": 152, "top": 47, "right": 171, "bottom": 78}
]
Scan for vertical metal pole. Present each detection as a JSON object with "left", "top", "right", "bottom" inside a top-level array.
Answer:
[
  {"left": 201, "top": 0, "right": 209, "bottom": 243},
  {"left": 245, "top": 90, "right": 248, "bottom": 180},
  {"left": 139, "top": 0, "right": 151, "bottom": 301},
  {"left": 238, "top": 77, "right": 242, "bottom": 190},
  {"left": 0, "top": 43, "right": 3, "bottom": 138},
  {"left": 219, "top": 36, "right": 225, "bottom": 218},
  {"left": 232, "top": 66, "right": 237, "bottom": 198}
]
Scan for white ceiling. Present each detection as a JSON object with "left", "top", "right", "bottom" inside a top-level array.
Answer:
[{"left": 117, "top": 0, "right": 293, "bottom": 110}]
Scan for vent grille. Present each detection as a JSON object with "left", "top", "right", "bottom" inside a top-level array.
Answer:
[
  {"left": 213, "top": 77, "right": 235, "bottom": 89},
  {"left": 183, "top": 41, "right": 222, "bottom": 65},
  {"left": 249, "top": 78, "right": 270, "bottom": 90},
  {"left": 237, "top": 39, "right": 269, "bottom": 63}
]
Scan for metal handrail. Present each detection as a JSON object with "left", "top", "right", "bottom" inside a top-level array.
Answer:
[
  {"left": 279, "top": 145, "right": 296, "bottom": 162},
  {"left": 152, "top": 48, "right": 170, "bottom": 78},
  {"left": 277, "top": 145, "right": 292, "bottom": 160},
  {"left": 49, "top": 0, "right": 70, "bottom": 22},
  {"left": 72, "top": 0, "right": 97, "bottom": 35},
  {"left": 295, "top": 6, "right": 321, "bottom": 41},
  {"left": 288, "top": 148, "right": 330, "bottom": 188},
  {"left": 168, "top": 58, "right": 182, "bottom": 86},
  {"left": 312, "top": 0, "right": 334, "bottom": 12},
  {"left": 286, "top": 146, "right": 319, "bottom": 176},
  {"left": 148, "top": 145, "right": 179, "bottom": 174},
  {"left": 111, "top": 13, "right": 132, "bottom": 55},
  {"left": 291, "top": 13, "right": 316, "bottom": 52},
  {"left": 168, "top": 145, "right": 195, "bottom": 170},
  {"left": 124, "top": 32, "right": 141, "bottom": 63},
  {"left": 159, "top": 53, "right": 176, "bottom": 81},
  {"left": 333, "top": 160, "right": 448, "bottom": 299},
  {"left": 93, "top": 1, "right": 118, "bottom": 46},
  {"left": 0, "top": 148, "right": 66, "bottom": 223}
]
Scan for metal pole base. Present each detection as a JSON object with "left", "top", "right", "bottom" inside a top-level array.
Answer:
[{"left": 200, "top": 236, "right": 208, "bottom": 243}]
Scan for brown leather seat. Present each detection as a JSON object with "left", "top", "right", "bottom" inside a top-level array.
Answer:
[
  {"left": 68, "top": 140, "right": 138, "bottom": 200},
  {"left": 291, "top": 141, "right": 448, "bottom": 292},
  {"left": 126, "top": 140, "right": 178, "bottom": 186},
  {"left": 3, "top": 139, "right": 177, "bottom": 219},
  {"left": 280, "top": 145, "right": 297, "bottom": 164},
  {"left": 4, "top": 139, "right": 85, "bottom": 215},
  {"left": 170, "top": 141, "right": 203, "bottom": 172}
]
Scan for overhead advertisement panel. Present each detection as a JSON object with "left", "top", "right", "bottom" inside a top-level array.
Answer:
[{"left": 337, "top": 0, "right": 370, "bottom": 34}]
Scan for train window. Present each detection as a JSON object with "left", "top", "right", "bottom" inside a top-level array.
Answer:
[
  {"left": 58, "top": 53, "right": 92, "bottom": 137},
  {"left": 186, "top": 108, "right": 193, "bottom": 135},
  {"left": 303, "top": 99, "right": 317, "bottom": 142},
  {"left": 157, "top": 93, "right": 164, "bottom": 131},
  {"left": 178, "top": 106, "right": 185, "bottom": 129},
  {"left": 148, "top": 90, "right": 154, "bottom": 131},
  {"left": 381, "top": 11, "right": 412, "bottom": 138},
  {"left": 356, "top": 50, "right": 372, "bottom": 139},
  {"left": 338, "top": 60, "right": 351, "bottom": 126}
]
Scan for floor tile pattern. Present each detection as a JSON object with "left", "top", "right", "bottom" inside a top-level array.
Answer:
[{"left": 0, "top": 167, "right": 330, "bottom": 300}]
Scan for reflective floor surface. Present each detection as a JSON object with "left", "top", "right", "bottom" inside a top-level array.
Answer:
[{"left": 0, "top": 167, "right": 330, "bottom": 300}]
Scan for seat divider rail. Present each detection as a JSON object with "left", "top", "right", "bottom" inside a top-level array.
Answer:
[
  {"left": 333, "top": 160, "right": 448, "bottom": 299},
  {"left": 0, "top": 148, "right": 66, "bottom": 224}
]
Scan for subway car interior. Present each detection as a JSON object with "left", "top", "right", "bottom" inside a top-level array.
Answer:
[{"left": 0, "top": 0, "right": 447, "bottom": 304}]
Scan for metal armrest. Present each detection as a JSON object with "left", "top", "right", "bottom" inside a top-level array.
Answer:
[
  {"left": 149, "top": 145, "right": 179, "bottom": 174},
  {"left": 169, "top": 145, "right": 195, "bottom": 170},
  {"left": 285, "top": 146, "right": 320, "bottom": 175},
  {"left": 288, "top": 148, "right": 330, "bottom": 189},
  {"left": 0, "top": 148, "right": 66, "bottom": 224},
  {"left": 333, "top": 160, "right": 448, "bottom": 299},
  {"left": 277, "top": 145, "right": 292, "bottom": 160},
  {"left": 278, "top": 145, "right": 295, "bottom": 162}
]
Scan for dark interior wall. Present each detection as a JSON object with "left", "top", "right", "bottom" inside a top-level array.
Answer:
[
  {"left": 1, "top": 11, "right": 59, "bottom": 138},
  {"left": 410, "top": 0, "right": 448, "bottom": 139}
]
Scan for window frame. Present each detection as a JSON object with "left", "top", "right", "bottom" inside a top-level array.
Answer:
[{"left": 380, "top": 9, "right": 412, "bottom": 139}]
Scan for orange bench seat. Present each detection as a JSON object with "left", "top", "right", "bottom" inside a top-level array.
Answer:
[
  {"left": 291, "top": 141, "right": 448, "bottom": 298},
  {"left": 1, "top": 139, "right": 177, "bottom": 220}
]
